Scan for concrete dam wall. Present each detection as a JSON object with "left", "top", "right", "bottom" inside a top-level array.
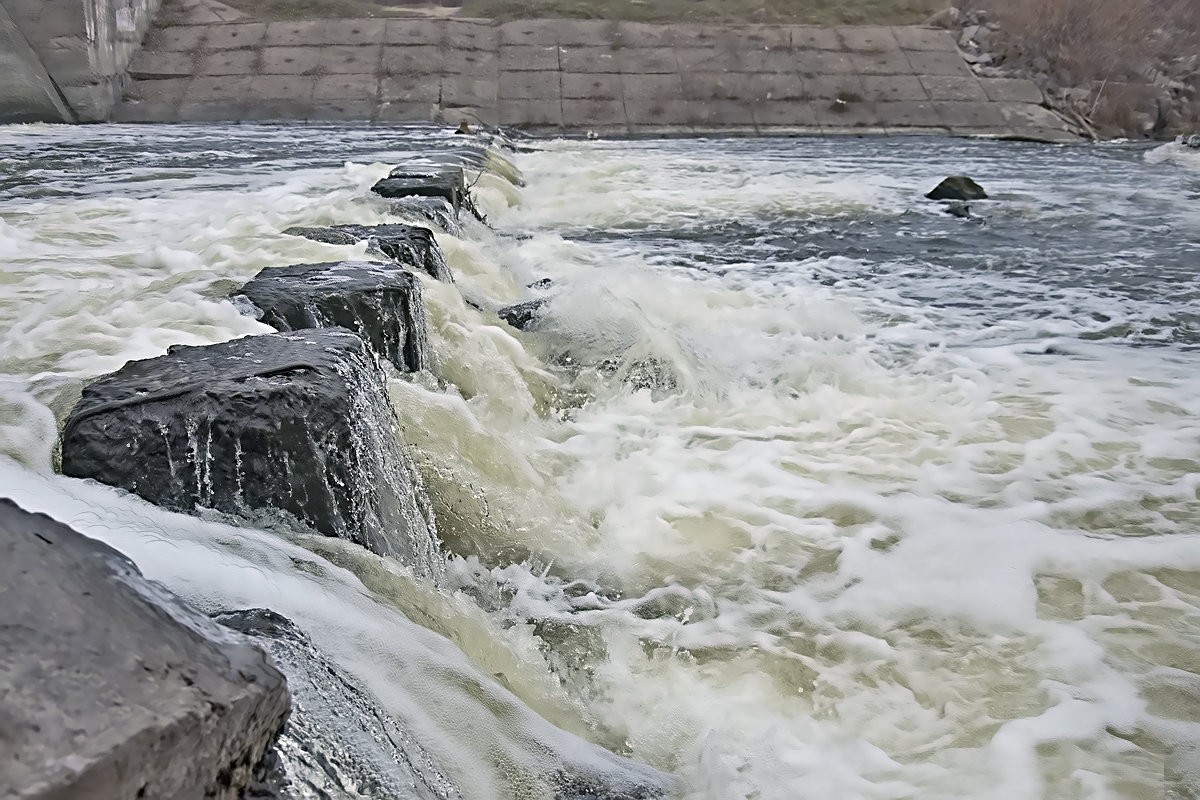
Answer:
[{"left": 0, "top": 0, "right": 161, "bottom": 122}]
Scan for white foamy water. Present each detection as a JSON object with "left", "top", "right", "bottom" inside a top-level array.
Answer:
[{"left": 1, "top": 124, "right": 1199, "bottom": 800}]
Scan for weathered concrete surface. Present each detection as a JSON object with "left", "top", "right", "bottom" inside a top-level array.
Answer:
[
  {"left": 0, "top": 3, "right": 74, "bottom": 122},
  {"left": 117, "top": 10, "right": 1079, "bottom": 141},
  {"left": 0, "top": 498, "right": 290, "bottom": 800},
  {"left": 0, "top": 0, "right": 162, "bottom": 122}
]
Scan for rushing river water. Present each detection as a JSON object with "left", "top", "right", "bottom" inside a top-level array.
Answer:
[{"left": 2, "top": 123, "right": 1199, "bottom": 800}]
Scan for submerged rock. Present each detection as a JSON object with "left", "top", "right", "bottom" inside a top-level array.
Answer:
[
  {"left": 0, "top": 500, "right": 290, "bottom": 800},
  {"left": 214, "top": 609, "right": 459, "bottom": 800},
  {"left": 388, "top": 196, "right": 463, "bottom": 236},
  {"left": 943, "top": 200, "right": 973, "bottom": 218},
  {"left": 283, "top": 223, "right": 453, "bottom": 282},
  {"left": 372, "top": 167, "right": 466, "bottom": 213},
  {"left": 1183, "top": 134, "right": 1200, "bottom": 149},
  {"left": 233, "top": 260, "right": 431, "bottom": 373},
  {"left": 926, "top": 175, "right": 988, "bottom": 201},
  {"left": 61, "top": 328, "right": 442, "bottom": 574},
  {"left": 498, "top": 297, "right": 548, "bottom": 331}
]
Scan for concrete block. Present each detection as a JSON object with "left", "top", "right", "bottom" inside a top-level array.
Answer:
[
  {"left": 675, "top": 48, "right": 726, "bottom": 73},
  {"left": 682, "top": 71, "right": 779, "bottom": 101},
  {"left": 123, "top": 78, "right": 191, "bottom": 104},
  {"left": 499, "top": 19, "right": 558, "bottom": 46},
  {"left": 851, "top": 49, "right": 915, "bottom": 76},
  {"left": 563, "top": 72, "right": 621, "bottom": 100},
  {"left": 321, "top": 19, "right": 387, "bottom": 46},
  {"left": 446, "top": 20, "right": 498, "bottom": 51},
  {"left": 381, "top": 74, "right": 441, "bottom": 103},
  {"left": 613, "top": 20, "right": 674, "bottom": 48},
  {"left": 789, "top": 26, "right": 843, "bottom": 51},
  {"left": 442, "top": 50, "right": 497, "bottom": 76},
  {"left": 173, "top": 101, "right": 242, "bottom": 122},
  {"left": 556, "top": 19, "right": 616, "bottom": 46},
  {"left": 691, "top": 98, "right": 756, "bottom": 128},
  {"left": 113, "top": 100, "right": 181, "bottom": 122},
  {"left": 500, "top": 45, "right": 559, "bottom": 72},
  {"left": 736, "top": 48, "right": 801, "bottom": 74},
  {"left": 384, "top": 18, "right": 445, "bottom": 46},
  {"left": 383, "top": 45, "right": 443, "bottom": 76},
  {"left": 806, "top": 74, "right": 866, "bottom": 101},
  {"left": 671, "top": 24, "right": 724, "bottom": 47},
  {"left": 753, "top": 100, "right": 820, "bottom": 127},
  {"left": 875, "top": 99, "right": 942, "bottom": 128},
  {"left": 499, "top": 98, "right": 563, "bottom": 127},
  {"left": 263, "top": 21, "right": 323, "bottom": 48},
  {"left": 144, "top": 26, "right": 207, "bottom": 52},
  {"left": 560, "top": 46, "right": 619, "bottom": 73},
  {"left": 1001, "top": 102, "right": 1068, "bottom": 130},
  {"left": 203, "top": 22, "right": 266, "bottom": 50},
  {"left": 618, "top": 47, "right": 678, "bottom": 74},
  {"left": 737, "top": 25, "right": 792, "bottom": 49},
  {"left": 439, "top": 75, "right": 496, "bottom": 105},
  {"left": 260, "top": 46, "right": 322, "bottom": 75},
  {"left": 794, "top": 50, "right": 856, "bottom": 75},
  {"left": 377, "top": 100, "right": 436, "bottom": 122},
  {"left": 904, "top": 49, "right": 971, "bottom": 77},
  {"left": 981, "top": 77, "right": 1042, "bottom": 104},
  {"left": 624, "top": 98, "right": 690, "bottom": 125},
  {"left": 322, "top": 44, "right": 381, "bottom": 75},
  {"left": 435, "top": 105, "right": 499, "bottom": 127},
  {"left": 838, "top": 26, "right": 899, "bottom": 52},
  {"left": 1007, "top": 126, "right": 1080, "bottom": 143},
  {"left": 861, "top": 74, "right": 928, "bottom": 102},
  {"left": 500, "top": 70, "right": 560, "bottom": 101},
  {"left": 239, "top": 99, "right": 315, "bottom": 120},
  {"left": 812, "top": 96, "right": 882, "bottom": 129},
  {"left": 184, "top": 74, "right": 250, "bottom": 104},
  {"left": 892, "top": 26, "right": 956, "bottom": 52},
  {"left": 920, "top": 74, "right": 987, "bottom": 101},
  {"left": 198, "top": 49, "right": 258, "bottom": 76},
  {"left": 308, "top": 98, "right": 379, "bottom": 120},
  {"left": 313, "top": 74, "right": 378, "bottom": 101},
  {"left": 935, "top": 100, "right": 1008, "bottom": 128},
  {"left": 244, "top": 75, "right": 317, "bottom": 101},
  {"left": 128, "top": 50, "right": 198, "bottom": 80},
  {"left": 562, "top": 97, "right": 626, "bottom": 128},
  {"left": 622, "top": 72, "right": 684, "bottom": 99}
]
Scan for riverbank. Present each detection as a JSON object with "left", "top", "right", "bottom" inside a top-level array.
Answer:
[{"left": 117, "top": 15, "right": 1075, "bottom": 140}]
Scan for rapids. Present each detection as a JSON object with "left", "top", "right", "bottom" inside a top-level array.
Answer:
[{"left": 1, "top": 123, "right": 1198, "bottom": 800}]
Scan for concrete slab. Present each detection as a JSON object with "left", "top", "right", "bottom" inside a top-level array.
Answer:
[
  {"left": 124, "top": 78, "right": 191, "bottom": 104},
  {"left": 445, "top": 20, "right": 498, "bottom": 51},
  {"left": 789, "top": 26, "right": 843, "bottom": 51},
  {"left": 377, "top": 101, "right": 436, "bottom": 122},
  {"left": 113, "top": 101, "right": 181, "bottom": 122},
  {"left": 614, "top": 20, "right": 674, "bottom": 48},
  {"left": 563, "top": 72, "right": 621, "bottom": 100},
  {"left": 321, "top": 44, "right": 381, "bottom": 75},
  {"left": 259, "top": 46, "right": 322, "bottom": 76},
  {"left": 876, "top": 99, "right": 943, "bottom": 127},
  {"left": 383, "top": 45, "right": 443, "bottom": 76},
  {"left": 690, "top": 98, "right": 757, "bottom": 129},
  {"left": 500, "top": 45, "right": 559, "bottom": 72},
  {"left": 838, "top": 26, "right": 899, "bottom": 53},
  {"left": 203, "top": 22, "right": 265, "bottom": 50},
  {"left": 622, "top": 73, "right": 684, "bottom": 99},
  {"left": 904, "top": 49, "right": 972, "bottom": 77},
  {"left": 851, "top": 49, "right": 915, "bottom": 76},
  {"left": 198, "top": 49, "right": 258, "bottom": 76},
  {"left": 625, "top": 98, "right": 690, "bottom": 125},
  {"left": 752, "top": 101, "right": 820, "bottom": 127},
  {"left": 559, "top": 46, "right": 619, "bottom": 74},
  {"left": 313, "top": 74, "right": 378, "bottom": 101},
  {"left": 794, "top": 50, "right": 856, "bottom": 76},
  {"left": 263, "top": 21, "right": 323, "bottom": 48},
  {"left": 737, "top": 49, "right": 802, "bottom": 74},
  {"left": 982, "top": 77, "right": 1043, "bottom": 104},
  {"left": 812, "top": 97, "right": 881, "bottom": 129},
  {"left": 384, "top": 19, "right": 444, "bottom": 46},
  {"left": 892, "top": 26, "right": 956, "bottom": 52},
  {"left": 499, "top": 19, "right": 558, "bottom": 46},
  {"left": 244, "top": 75, "right": 317, "bottom": 101},
  {"left": 442, "top": 50, "right": 497, "bottom": 76},
  {"left": 499, "top": 70, "right": 560, "bottom": 101},
  {"left": 936, "top": 100, "right": 1009, "bottom": 129},
  {"left": 920, "top": 74, "right": 988, "bottom": 101},
  {"left": 556, "top": 19, "right": 616, "bottom": 46},
  {"left": 671, "top": 24, "right": 725, "bottom": 47},
  {"left": 618, "top": 48, "right": 679, "bottom": 74},
  {"left": 1001, "top": 102, "right": 1068, "bottom": 130},
  {"left": 145, "top": 26, "right": 207, "bottom": 52},
  {"left": 676, "top": 48, "right": 726, "bottom": 73},
  {"left": 238, "top": 99, "right": 316, "bottom": 121},
  {"left": 309, "top": 98, "right": 379, "bottom": 120},
  {"left": 861, "top": 74, "right": 928, "bottom": 102},
  {"left": 562, "top": 97, "right": 626, "bottom": 128},
  {"left": 806, "top": 74, "right": 866, "bottom": 101},
  {"left": 184, "top": 74, "right": 249, "bottom": 103},
  {"left": 1007, "top": 126, "right": 1079, "bottom": 143},
  {"left": 129, "top": 51, "right": 198, "bottom": 80},
  {"left": 436, "top": 105, "right": 499, "bottom": 127},
  {"left": 499, "top": 99, "right": 562, "bottom": 127},
  {"left": 321, "top": 19, "right": 387, "bottom": 46},
  {"left": 737, "top": 25, "right": 792, "bottom": 49},
  {"left": 439, "top": 75, "right": 496, "bottom": 105}
]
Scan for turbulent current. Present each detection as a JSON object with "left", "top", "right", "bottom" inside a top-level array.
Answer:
[{"left": 2, "top": 123, "right": 1199, "bottom": 800}]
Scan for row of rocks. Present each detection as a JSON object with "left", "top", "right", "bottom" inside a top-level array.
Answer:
[{"left": 18, "top": 132, "right": 671, "bottom": 799}]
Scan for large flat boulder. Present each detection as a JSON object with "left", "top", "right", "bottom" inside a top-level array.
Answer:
[
  {"left": 232, "top": 260, "right": 432, "bottom": 373},
  {"left": 60, "top": 328, "right": 442, "bottom": 575},
  {"left": 387, "top": 196, "right": 463, "bottom": 236},
  {"left": 372, "top": 167, "right": 466, "bottom": 212},
  {"left": 283, "top": 224, "right": 454, "bottom": 282},
  {"left": 0, "top": 499, "right": 290, "bottom": 800}
]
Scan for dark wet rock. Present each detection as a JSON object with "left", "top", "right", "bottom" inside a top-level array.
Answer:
[
  {"left": 1183, "top": 134, "right": 1200, "bottom": 148},
  {"left": 528, "top": 277, "right": 554, "bottom": 290},
  {"left": 926, "top": 175, "right": 988, "bottom": 201},
  {"left": 214, "top": 609, "right": 459, "bottom": 800},
  {"left": 0, "top": 500, "right": 290, "bottom": 800},
  {"left": 388, "top": 196, "right": 463, "bottom": 236},
  {"left": 372, "top": 167, "right": 466, "bottom": 213},
  {"left": 61, "top": 328, "right": 442, "bottom": 574},
  {"left": 498, "top": 298, "right": 548, "bottom": 331},
  {"left": 233, "top": 260, "right": 431, "bottom": 373},
  {"left": 284, "top": 224, "right": 453, "bottom": 283},
  {"left": 943, "top": 200, "right": 973, "bottom": 218}
]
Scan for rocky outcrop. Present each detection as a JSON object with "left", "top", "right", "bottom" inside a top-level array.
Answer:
[
  {"left": 498, "top": 298, "right": 549, "bottom": 331},
  {"left": 926, "top": 175, "right": 988, "bottom": 201},
  {"left": 233, "top": 260, "right": 432, "bottom": 373},
  {"left": 60, "top": 328, "right": 443, "bottom": 576},
  {"left": 0, "top": 499, "right": 290, "bottom": 800},
  {"left": 372, "top": 167, "right": 467, "bottom": 214},
  {"left": 387, "top": 196, "right": 463, "bottom": 236},
  {"left": 284, "top": 223, "right": 453, "bottom": 282}
]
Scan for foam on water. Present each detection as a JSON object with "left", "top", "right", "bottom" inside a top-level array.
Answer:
[{"left": 1, "top": 125, "right": 1198, "bottom": 799}]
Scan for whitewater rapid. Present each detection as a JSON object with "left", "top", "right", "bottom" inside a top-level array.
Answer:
[{"left": 1, "top": 124, "right": 1198, "bottom": 799}]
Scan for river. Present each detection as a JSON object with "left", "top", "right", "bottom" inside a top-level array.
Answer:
[{"left": 1, "top": 123, "right": 1199, "bottom": 799}]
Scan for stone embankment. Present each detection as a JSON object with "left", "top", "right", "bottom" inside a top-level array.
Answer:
[{"left": 118, "top": 13, "right": 1077, "bottom": 140}]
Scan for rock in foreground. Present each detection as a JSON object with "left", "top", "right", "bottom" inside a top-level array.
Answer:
[
  {"left": 926, "top": 175, "right": 988, "bottom": 201},
  {"left": 233, "top": 260, "right": 432, "bottom": 373},
  {"left": 61, "top": 328, "right": 442, "bottom": 575},
  {"left": 0, "top": 499, "right": 290, "bottom": 800},
  {"left": 372, "top": 167, "right": 466, "bottom": 213},
  {"left": 283, "top": 224, "right": 454, "bottom": 282}
]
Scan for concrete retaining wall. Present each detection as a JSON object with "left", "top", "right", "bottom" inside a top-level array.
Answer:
[{"left": 0, "top": 0, "right": 162, "bottom": 122}]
